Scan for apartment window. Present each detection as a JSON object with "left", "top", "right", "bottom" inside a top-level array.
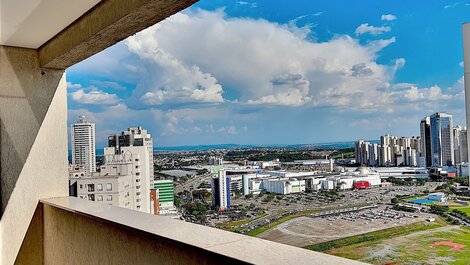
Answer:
[
  {"left": 97, "top": 184, "right": 103, "bottom": 191},
  {"left": 79, "top": 184, "right": 83, "bottom": 189},
  {"left": 135, "top": 165, "right": 139, "bottom": 169},
  {"left": 88, "top": 194, "right": 95, "bottom": 201},
  {"left": 106, "top": 183, "right": 112, "bottom": 191},
  {"left": 136, "top": 179, "right": 140, "bottom": 183},
  {"left": 135, "top": 159, "right": 139, "bottom": 162},
  {"left": 97, "top": 195, "right": 103, "bottom": 201},
  {"left": 136, "top": 172, "right": 140, "bottom": 176},
  {"left": 88, "top": 184, "right": 95, "bottom": 192},
  {"left": 107, "top": 195, "right": 113, "bottom": 201}
]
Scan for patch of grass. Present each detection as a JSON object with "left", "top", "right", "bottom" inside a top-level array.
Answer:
[
  {"left": 305, "top": 221, "right": 443, "bottom": 252},
  {"left": 450, "top": 205, "right": 470, "bottom": 216},
  {"left": 309, "top": 221, "right": 470, "bottom": 265},
  {"left": 247, "top": 209, "right": 318, "bottom": 236}
]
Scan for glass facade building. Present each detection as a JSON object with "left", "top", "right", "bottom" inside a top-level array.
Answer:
[{"left": 430, "top": 112, "right": 454, "bottom": 167}]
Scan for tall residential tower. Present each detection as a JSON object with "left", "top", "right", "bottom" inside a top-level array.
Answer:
[{"left": 71, "top": 116, "right": 96, "bottom": 175}]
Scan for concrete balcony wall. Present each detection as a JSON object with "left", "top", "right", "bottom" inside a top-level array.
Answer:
[
  {"left": 0, "top": 46, "right": 69, "bottom": 265},
  {"left": 15, "top": 197, "right": 365, "bottom": 265}
]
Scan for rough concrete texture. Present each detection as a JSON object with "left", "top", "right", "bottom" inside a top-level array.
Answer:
[
  {"left": 0, "top": 45, "right": 68, "bottom": 265},
  {"left": 39, "top": 0, "right": 198, "bottom": 69}
]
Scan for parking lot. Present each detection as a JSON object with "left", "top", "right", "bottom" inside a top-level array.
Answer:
[{"left": 257, "top": 205, "right": 437, "bottom": 247}]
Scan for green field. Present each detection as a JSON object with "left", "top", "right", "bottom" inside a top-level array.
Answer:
[
  {"left": 306, "top": 221, "right": 470, "bottom": 265},
  {"left": 450, "top": 205, "right": 470, "bottom": 216}
]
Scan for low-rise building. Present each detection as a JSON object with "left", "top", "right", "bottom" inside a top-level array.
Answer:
[
  {"left": 427, "top": 192, "right": 447, "bottom": 202},
  {"left": 262, "top": 178, "right": 306, "bottom": 194}
]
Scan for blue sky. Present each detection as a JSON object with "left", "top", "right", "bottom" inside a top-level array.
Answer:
[{"left": 67, "top": 0, "right": 469, "bottom": 148}]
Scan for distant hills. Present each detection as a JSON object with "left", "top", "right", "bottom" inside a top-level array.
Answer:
[
  {"left": 153, "top": 140, "right": 380, "bottom": 152},
  {"left": 68, "top": 141, "right": 379, "bottom": 158}
]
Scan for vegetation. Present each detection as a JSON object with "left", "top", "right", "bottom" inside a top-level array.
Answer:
[
  {"left": 429, "top": 204, "right": 449, "bottom": 215},
  {"left": 319, "top": 225, "right": 470, "bottom": 264},
  {"left": 454, "top": 176, "right": 470, "bottom": 186},
  {"left": 305, "top": 221, "right": 443, "bottom": 252},
  {"left": 223, "top": 148, "right": 340, "bottom": 162},
  {"left": 182, "top": 202, "right": 209, "bottom": 222},
  {"left": 330, "top": 148, "right": 354, "bottom": 159}
]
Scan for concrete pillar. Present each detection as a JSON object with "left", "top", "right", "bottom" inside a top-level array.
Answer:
[
  {"left": 0, "top": 46, "right": 68, "bottom": 265},
  {"left": 463, "top": 23, "right": 470, "bottom": 170}
]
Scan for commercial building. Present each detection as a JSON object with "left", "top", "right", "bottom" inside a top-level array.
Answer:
[
  {"left": 374, "top": 167, "right": 429, "bottom": 179},
  {"left": 430, "top": 112, "right": 454, "bottom": 167},
  {"left": 211, "top": 170, "right": 231, "bottom": 211},
  {"left": 71, "top": 115, "right": 96, "bottom": 175},
  {"left": 427, "top": 192, "right": 447, "bottom": 202},
  {"left": 262, "top": 178, "right": 306, "bottom": 195},
  {"left": 106, "top": 127, "right": 154, "bottom": 213},
  {"left": 154, "top": 180, "right": 176, "bottom": 215}
]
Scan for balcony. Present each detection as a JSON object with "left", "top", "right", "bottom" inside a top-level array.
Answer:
[
  {"left": 15, "top": 197, "right": 364, "bottom": 265},
  {"left": 6, "top": 1, "right": 469, "bottom": 264}
]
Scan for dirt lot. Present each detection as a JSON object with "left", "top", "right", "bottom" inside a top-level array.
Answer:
[
  {"left": 326, "top": 225, "right": 470, "bottom": 265},
  {"left": 258, "top": 206, "right": 435, "bottom": 247}
]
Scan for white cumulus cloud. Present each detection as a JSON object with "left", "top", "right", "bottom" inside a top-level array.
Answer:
[
  {"left": 355, "top": 23, "right": 391, "bottom": 35},
  {"left": 381, "top": 14, "right": 397, "bottom": 21},
  {"left": 70, "top": 89, "right": 120, "bottom": 105}
]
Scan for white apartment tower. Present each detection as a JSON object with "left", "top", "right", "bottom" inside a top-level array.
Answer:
[
  {"left": 105, "top": 127, "right": 154, "bottom": 213},
  {"left": 71, "top": 116, "right": 96, "bottom": 175}
]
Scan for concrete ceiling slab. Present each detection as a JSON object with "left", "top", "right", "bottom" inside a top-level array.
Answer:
[{"left": 0, "top": 0, "right": 101, "bottom": 49}]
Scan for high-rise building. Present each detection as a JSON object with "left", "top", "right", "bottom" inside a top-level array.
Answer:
[
  {"left": 355, "top": 140, "right": 364, "bottom": 164},
  {"left": 106, "top": 127, "right": 154, "bottom": 213},
  {"left": 420, "top": 117, "right": 432, "bottom": 167},
  {"left": 208, "top": 157, "right": 223, "bottom": 165},
  {"left": 430, "top": 112, "right": 454, "bottom": 167},
  {"left": 211, "top": 169, "right": 230, "bottom": 211},
  {"left": 453, "top": 126, "right": 468, "bottom": 164},
  {"left": 71, "top": 116, "right": 96, "bottom": 175},
  {"left": 357, "top": 135, "right": 419, "bottom": 167}
]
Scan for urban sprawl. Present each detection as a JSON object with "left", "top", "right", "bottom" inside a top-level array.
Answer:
[{"left": 68, "top": 112, "right": 470, "bottom": 263}]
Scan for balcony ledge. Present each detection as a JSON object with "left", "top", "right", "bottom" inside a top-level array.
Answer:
[{"left": 39, "top": 197, "right": 366, "bottom": 265}]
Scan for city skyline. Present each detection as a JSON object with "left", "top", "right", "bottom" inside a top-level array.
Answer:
[{"left": 67, "top": 0, "right": 468, "bottom": 147}]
